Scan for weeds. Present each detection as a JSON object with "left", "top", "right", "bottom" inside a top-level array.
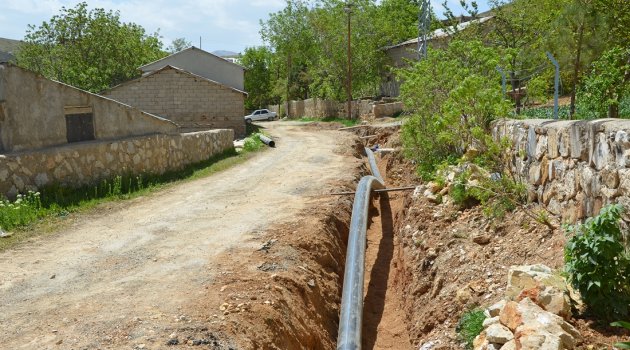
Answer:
[{"left": 456, "top": 309, "right": 486, "bottom": 350}]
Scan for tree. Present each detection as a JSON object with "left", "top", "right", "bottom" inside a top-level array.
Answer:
[
  {"left": 260, "top": 0, "right": 317, "bottom": 105},
  {"left": 167, "top": 37, "right": 192, "bottom": 53},
  {"left": 551, "top": 0, "right": 606, "bottom": 118},
  {"left": 400, "top": 40, "right": 510, "bottom": 177},
  {"left": 16, "top": 2, "right": 165, "bottom": 92},
  {"left": 241, "top": 46, "right": 275, "bottom": 109}
]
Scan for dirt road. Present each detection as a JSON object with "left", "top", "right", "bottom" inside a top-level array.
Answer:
[{"left": 0, "top": 122, "right": 360, "bottom": 349}]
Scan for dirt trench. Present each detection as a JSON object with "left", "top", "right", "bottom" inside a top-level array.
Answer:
[{"left": 0, "top": 121, "right": 419, "bottom": 350}]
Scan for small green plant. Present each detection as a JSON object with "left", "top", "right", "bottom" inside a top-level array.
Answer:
[
  {"left": 456, "top": 309, "right": 486, "bottom": 350},
  {"left": 611, "top": 321, "right": 630, "bottom": 349},
  {"left": 564, "top": 204, "right": 630, "bottom": 321},
  {"left": 0, "top": 191, "right": 46, "bottom": 231},
  {"left": 242, "top": 133, "right": 265, "bottom": 152}
]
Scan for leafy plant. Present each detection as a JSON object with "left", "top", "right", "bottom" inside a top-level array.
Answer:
[
  {"left": 564, "top": 204, "right": 630, "bottom": 321},
  {"left": 456, "top": 309, "right": 486, "bottom": 350},
  {"left": 242, "top": 133, "right": 266, "bottom": 153},
  {"left": 611, "top": 321, "right": 630, "bottom": 349}
]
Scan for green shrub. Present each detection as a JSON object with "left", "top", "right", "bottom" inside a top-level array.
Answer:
[
  {"left": 456, "top": 309, "right": 486, "bottom": 350},
  {"left": 564, "top": 204, "right": 630, "bottom": 321}
]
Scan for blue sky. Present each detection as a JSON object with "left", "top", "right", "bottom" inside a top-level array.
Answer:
[{"left": 1, "top": 0, "right": 490, "bottom": 53}]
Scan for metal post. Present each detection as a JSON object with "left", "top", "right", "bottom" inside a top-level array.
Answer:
[
  {"left": 418, "top": 0, "right": 431, "bottom": 60},
  {"left": 546, "top": 52, "right": 560, "bottom": 120},
  {"left": 345, "top": 2, "right": 353, "bottom": 120},
  {"left": 496, "top": 66, "right": 506, "bottom": 97}
]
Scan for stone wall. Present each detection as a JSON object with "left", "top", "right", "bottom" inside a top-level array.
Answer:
[
  {"left": 0, "top": 129, "right": 234, "bottom": 198},
  {"left": 0, "top": 64, "right": 177, "bottom": 153},
  {"left": 102, "top": 66, "right": 246, "bottom": 138},
  {"left": 269, "top": 98, "right": 402, "bottom": 119},
  {"left": 493, "top": 119, "right": 630, "bottom": 222}
]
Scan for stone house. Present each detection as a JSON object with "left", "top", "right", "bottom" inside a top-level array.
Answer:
[
  {"left": 0, "top": 63, "right": 234, "bottom": 198},
  {"left": 101, "top": 65, "right": 247, "bottom": 137},
  {"left": 0, "top": 63, "right": 177, "bottom": 153}
]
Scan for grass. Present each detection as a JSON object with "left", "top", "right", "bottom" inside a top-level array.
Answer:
[
  {"left": 0, "top": 137, "right": 266, "bottom": 251},
  {"left": 296, "top": 116, "right": 360, "bottom": 127},
  {"left": 456, "top": 309, "right": 487, "bottom": 349}
]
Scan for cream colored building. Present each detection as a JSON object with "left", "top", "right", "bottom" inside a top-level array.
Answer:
[{"left": 103, "top": 52, "right": 247, "bottom": 138}]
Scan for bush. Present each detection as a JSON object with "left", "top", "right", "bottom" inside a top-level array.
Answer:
[
  {"left": 399, "top": 40, "right": 511, "bottom": 179},
  {"left": 576, "top": 46, "right": 630, "bottom": 119},
  {"left": 456, "top": 309, "right": 486, "bottom": 349},
  {"left": 564, "top": 204, "right": 630, "bottom": 321},
  {"left": 243, "top": 133, "right": 265, "bottom": 152}
]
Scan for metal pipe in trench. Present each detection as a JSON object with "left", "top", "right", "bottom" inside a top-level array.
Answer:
[
  {"left": 259, "top": 134, "right": 275, "bottom": 147},
  {"left": 336, "top": 148, "right": 385, "bottom": 350}
]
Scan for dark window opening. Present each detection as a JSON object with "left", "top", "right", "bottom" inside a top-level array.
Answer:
[{"left": 66, "top": 113, "right": 95, "bottom": 143}]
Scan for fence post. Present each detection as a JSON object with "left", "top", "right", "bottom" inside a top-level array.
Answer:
[{"left": 546, "top": 52, "right": 560, "bottom": 120}]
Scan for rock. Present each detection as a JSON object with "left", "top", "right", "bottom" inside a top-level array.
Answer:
[
  {"left": 483, "top": 316, "right": 501, "bottom": 328},
  {"left": 307, "top": 279, "right": 316, "bottom": 288},
  {"left": 456, "top": 287, "right": 472, "bottom": 304},
  {"left": 506, "top": 265, "right": 571, "bottom": 318},
  {"left": 486, "top": 323, "right": 514, "bottom": 344},
  {"left": 50, "top": 274, "right": 56, "bottom": 279},
  {"left": 473, "top": 233, "right": 491, "bottom": 245},
  {"left": 486, "top": 300, "right": 506, "bottom": 318},
  {"left": 500, "top": 299, "right": 581, "bottom": 349},
  {"left": 499, "top": 340, "right": 516, "bottom": 350},
  {"left": 413, "top": 185, "right": 427, "bottom": 198}
]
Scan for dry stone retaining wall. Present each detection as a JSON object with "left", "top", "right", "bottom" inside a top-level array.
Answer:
[
  {"left": 0, "top": 129, "right": 233, "bottom": 198},
  {"left": 493, "top": 119, "right": 630, "bottom": 223}
]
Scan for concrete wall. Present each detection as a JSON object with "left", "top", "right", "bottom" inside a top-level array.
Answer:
[
  {"left": 0, "top": 64, "right": 177, "bottom": 153},
  {"left": 494, "top": 119, "right": 630, "bottom": 223},
  {"left": 102, "top": 66, "right": 246, "bottom": 138},
  {"left": 0, "top": 129, "right": 233, "bottom": 198},
  {"left": 373, "top": 102, "right": 404, "bottom": 118},
  {"left": 139, "top": 47, "right": 244, "bottom": 91}
]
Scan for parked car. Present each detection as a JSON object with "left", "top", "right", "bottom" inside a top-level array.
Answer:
[{"left": 244, "top": 109, "right": 277, "bottom": 123}]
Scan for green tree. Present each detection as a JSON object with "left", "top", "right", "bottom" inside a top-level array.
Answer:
[
  {"left": 241, "top": 46, "right": 275, "bottom": 109},
  {"left": 167, "top": 37, "right": 192, "bottom": 53},
  {"left": 260, "top": 0, "right": 317, "bottom": 104},
  {"left": 16, "top": 2, "right": 165, "bottom": 92},
  {"left": 550, "top": 0, "right": 606, "bottom": 118},
  {"left": 400, "top": 40, "right": 510, "bottom": 177}
]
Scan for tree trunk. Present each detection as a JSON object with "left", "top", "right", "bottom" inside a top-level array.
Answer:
[
  {"left": 285, "top": 53, "right": 292, "bottom": 118},
  {"left": 570, "top": 23, "right": 585, "bottom": 119}
]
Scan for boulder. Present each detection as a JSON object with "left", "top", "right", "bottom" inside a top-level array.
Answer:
[
  {"left": 499, "top": 299, "right": 581, "bottom": 349},
  {"left": 505, "top": 265, "right": 571, "bottom": 318},
  {"left": 486, "top": 323, "right": 514, "bottom": 344}
]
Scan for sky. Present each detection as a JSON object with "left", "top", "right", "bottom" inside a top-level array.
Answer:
[{"left": 1, "top": 0, "right": 490, "bottom": 54}]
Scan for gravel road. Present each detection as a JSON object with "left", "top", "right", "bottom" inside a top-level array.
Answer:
[{"left": 0, "top": 122, "right": 359, "bottom": 349}]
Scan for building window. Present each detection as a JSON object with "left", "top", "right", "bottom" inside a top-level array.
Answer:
[{"left": 64, "top": 106, "right": 95, "bottom": 143}]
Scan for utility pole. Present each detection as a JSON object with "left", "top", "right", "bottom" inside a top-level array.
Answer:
[{"left": 345, "top": 2, "right": 353, "bottom": 120}]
